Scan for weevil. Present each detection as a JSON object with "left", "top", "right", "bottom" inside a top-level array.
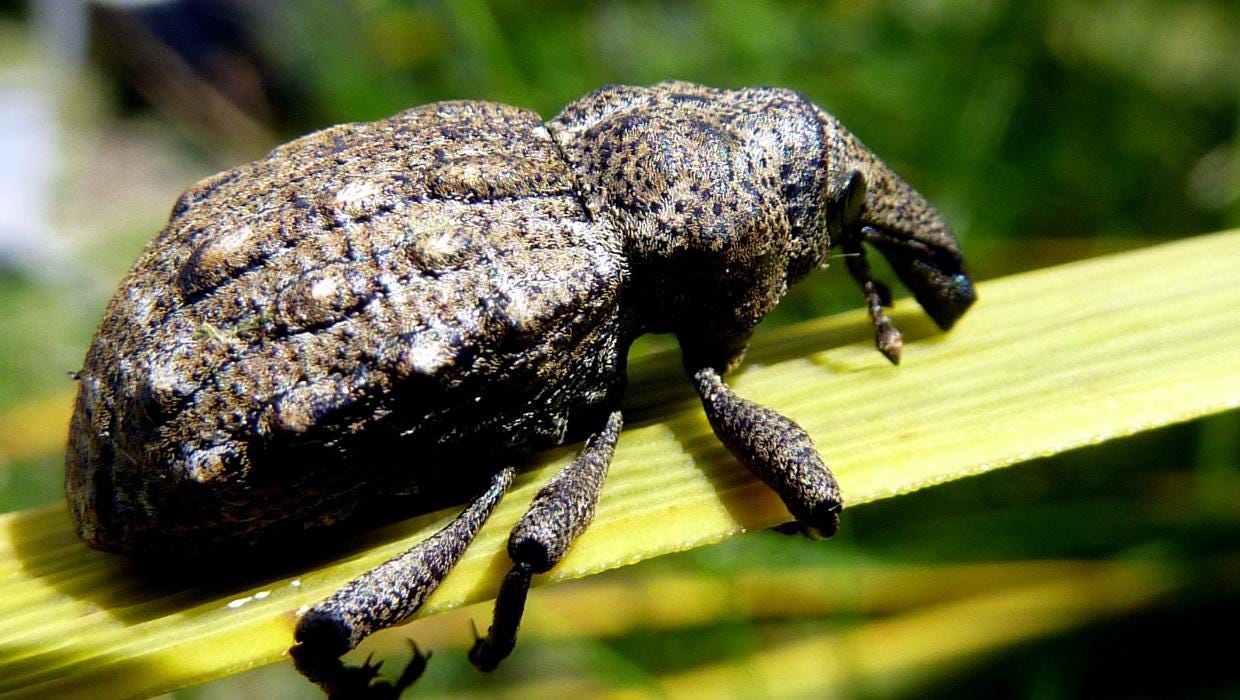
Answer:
[{"left": 66, "top": 81, "right": 975, "bottom": 697}]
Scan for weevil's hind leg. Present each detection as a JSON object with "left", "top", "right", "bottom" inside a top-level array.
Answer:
[
  {"left": 693, "top": 367, "right": 842, "bottom": 538},
  {"left": 843, "top": 237, "right": 903, "bottom": 365},
  {"left": 291, "top": 466, "right": 515, "bottom": 698},
  {"left": 469, "top": 410, "right": 623, "bottom": 672}
]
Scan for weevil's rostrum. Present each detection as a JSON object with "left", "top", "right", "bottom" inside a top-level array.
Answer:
[{"left": 66, "top": 81, "right": 974, "bottom": 696}]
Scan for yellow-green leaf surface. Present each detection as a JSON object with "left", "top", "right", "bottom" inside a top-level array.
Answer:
[
  {"left": 1, "top": 230, "right": 1238, "bottom": 698},
  {"left": 395, "top": 557, "right": 1202, "bottom": 699}
]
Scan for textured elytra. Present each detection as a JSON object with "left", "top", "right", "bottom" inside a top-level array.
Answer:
[
  {"left": 69, "top": 101, "right": 627, "bottom": 552},
  {"left": 68, "top": 81, "right": 973, "bottom": 695}
]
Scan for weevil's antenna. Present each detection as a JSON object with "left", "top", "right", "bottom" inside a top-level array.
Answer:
[{"left": 842, "top": 236, "right": 902, "bottom": 364}]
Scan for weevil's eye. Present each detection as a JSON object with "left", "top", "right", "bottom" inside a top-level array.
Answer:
[
  {"left": 839, "top": 171, "right": 867, "bottom": 227},
  {"left": 827, "top": 170, "right": 867, "bottom": 242}
]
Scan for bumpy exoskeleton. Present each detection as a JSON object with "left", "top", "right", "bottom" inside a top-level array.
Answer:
[{"left": 66, "top": 81, "right": 975, "bottom": 697}]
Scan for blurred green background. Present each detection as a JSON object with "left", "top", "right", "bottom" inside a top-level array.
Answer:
[{"left": 0, "top": 0, "right": 1236, "bottom": 697}]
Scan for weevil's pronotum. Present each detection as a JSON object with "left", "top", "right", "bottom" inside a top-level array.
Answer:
[{"left": 66, "top": 81, "right": 975, "bottom": 696}]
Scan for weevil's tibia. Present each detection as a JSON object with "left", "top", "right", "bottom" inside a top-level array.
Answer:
[
  {"left": 692, "top": 368, "right": 842, "bottom": 538},
  {"left": 843, "top": 237, "right": 903, "bottom": 365},
  {"left": 469, "top": 410, "right": 623, "bottom": 671},
  {"left": 291, "top": 466, "right": 515, "bottom": 698}
]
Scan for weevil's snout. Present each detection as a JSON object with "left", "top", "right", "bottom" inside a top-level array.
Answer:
[
  {"left": 817, "top": 107, "right": 975, "bottom": 335},
  {"left": 864, "top": 226, "right": 976, "bottom": 330}
]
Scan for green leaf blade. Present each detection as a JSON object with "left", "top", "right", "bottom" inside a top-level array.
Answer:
[{"left": 0, "top": 230, "right": 1237, "bottom": 697}]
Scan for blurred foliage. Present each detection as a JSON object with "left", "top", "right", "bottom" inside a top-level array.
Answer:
[
  {"left": 83, "top": 0, "right": 1240, "bottom": 245},
  {"left": 236, "top": 0, "right": 1240, "bottom": 243},
  {"left": 0, "top": 0, "right": 1237, "bottom": 697}
]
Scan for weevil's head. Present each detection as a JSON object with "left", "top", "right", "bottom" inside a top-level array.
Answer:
[{"left": 818, "top": 111, "right": 976, "bottom": 331}]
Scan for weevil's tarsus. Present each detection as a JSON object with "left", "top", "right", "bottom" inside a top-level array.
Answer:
[
  {"left": 470, "top": 410, "right": 623, "bottom": 672},
  {"left": 692, "top": 367, "right": 842, "bottom": 537},
  {"left": 292, "top": 467, "right": 513, "bottom": 697},
  {"left": 289, "top": 648, "right": 423, "bottom": 700},
  {"left": 469, "top": 562, "right": 534, "bottom": 671}
]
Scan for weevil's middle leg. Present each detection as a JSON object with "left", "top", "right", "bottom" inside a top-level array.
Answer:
[
  {"left": 469, "top": 410, "right": 623, "bottom": 671},
  {"left": 292, "top": 466, "right": 514, "bottom": 698},
  {"left": 693, "top": 367, "right": 842, "bottom": 538}
]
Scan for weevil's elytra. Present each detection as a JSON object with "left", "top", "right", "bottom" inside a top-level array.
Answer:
[{"left": 66, "top": 81, "right": 975, "bottom": 696}]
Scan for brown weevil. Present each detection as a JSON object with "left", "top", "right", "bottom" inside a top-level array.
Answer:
[{"left": 66, "top": 81, "right": 975, "bottom": 697}]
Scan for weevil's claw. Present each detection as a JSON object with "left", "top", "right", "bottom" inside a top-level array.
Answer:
[
  {"left": 772, "top": 510, "right": 839, "bottom": 540},
  {"left": 468, "top": 615, "right": 511, "bottom": 672},
  {"left": 468, "top": 620, "right": 501, "bottom": 672},
  {"left": 771, "top": 521, "right": 802, "bottom": 537},
  {"left": 291, "top": 642, "right": 428, "bottom": 699},
  {"left": 392, "top": 641, "right": 431, "bottom": 695},
  {"left": 467, "top": 617, "right": 486, "bottom": 660},
  {"left": 772, "top": 520, "right": 830, "bottom": 539}
]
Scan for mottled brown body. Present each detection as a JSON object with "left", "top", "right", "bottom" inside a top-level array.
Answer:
[{"left": 67, "top": 81, "right": 974, "bottom": 696}]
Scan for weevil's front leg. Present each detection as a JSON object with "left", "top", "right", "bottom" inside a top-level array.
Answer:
[
  {"left": 843, "top": 237, "right": 903, "bottom": 365},
  {"left": 291, "top": 466, "right": 515, "bottom": 699},
  {"left": 693, "top": 367, "right": 842, "bottom": 538},
  {"left": 469, "top": 410, "right": 623, "bottom": 671}
]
